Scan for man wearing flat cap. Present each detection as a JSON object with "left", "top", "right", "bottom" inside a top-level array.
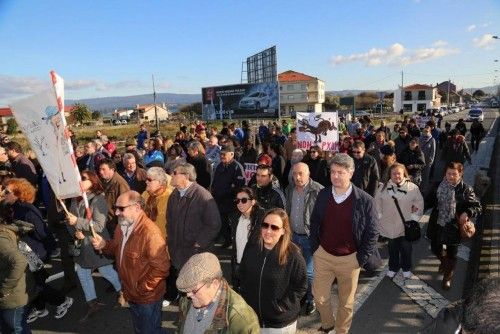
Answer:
[
  {"left": 176, "top": 252, "right": 259, "bottom": 333},
  {"left": 211, "top": 143, "right": 245, "bottom": 248}
]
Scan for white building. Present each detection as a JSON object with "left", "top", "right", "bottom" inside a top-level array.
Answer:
[
  {"left": 113, "top": 109, "right": 134, "bottom": 120},
  {"left": 278, "top": 70, "right": 325, "bottom": 116},
  {"left": 134, "top": 103, "right": 170, "bottom": 123},
  {"left": 393, "top": 84, "right": 441, "bottom": 113}
]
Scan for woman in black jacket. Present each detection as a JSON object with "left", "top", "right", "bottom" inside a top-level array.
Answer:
[
  {"left": 398, "top": 137, "right": 425, "bottom": 187},
  {"left": 239, "top": 208, "right": 307, "bottom": 332},
  {"left": 426, "top": 162, "right": 481, "bottom": 290},
  {"left": 228, "top": 187, "right": 265, "bottom": 291},
  {"left": 304, "top": 145, "right": 330, "bottom": 187}
]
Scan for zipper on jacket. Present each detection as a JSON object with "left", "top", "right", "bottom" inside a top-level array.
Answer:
[{"left": 258, "top": 254, "right": 268, "bottom": 328}]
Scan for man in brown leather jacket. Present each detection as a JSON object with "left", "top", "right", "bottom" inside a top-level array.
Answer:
[{"left": 92, "top": 190, "right": 170, "bottom": 334}]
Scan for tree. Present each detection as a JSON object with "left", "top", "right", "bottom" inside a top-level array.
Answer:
[
  {"left": 91, "top": 110, "right": 102, "bottom": 120},
  {"left": 324, "top": 95, "right": 340, "bottom": 110},
  {"left": 472, "top": 90, "right": 486, "bottom": 98},
  {"left": 356, "top": 92, "right": 378, "bottom": 109},
  {"left": 71, "top": 103, "right": 92, "bottom": 125},
  {"left": 179, "top": 102, "right": 202, "bottom": 116},
  {"left": 6, "top": 118, "right": 17, "bottom": 134}
]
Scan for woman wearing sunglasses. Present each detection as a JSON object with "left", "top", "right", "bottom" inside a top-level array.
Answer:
[
  {"left": 239, "top": 208, "right": 307, "bottom": 333},
  {"left": 228, "top": 187, "right": 265, "bottom": 291},
  {"left": 66, "top": 171, "right": 123, "bottom": 322}
]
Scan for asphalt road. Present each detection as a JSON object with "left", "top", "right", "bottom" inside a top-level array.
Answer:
[{"left": 31, "top": 108, "right": 498, "bottom": 334}]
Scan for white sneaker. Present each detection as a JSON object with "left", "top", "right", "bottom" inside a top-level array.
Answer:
[
  {"left": 162, "top": 299, "right": 170, "bottom": 308},
  {"left": 403, "top": 271, "right": 413, "bottom": 279},
  {"left": 386, "top": 270, "right": 397, "bottom": 278},
  {"left": 55, "top": 297, "right": 73, "bottom": 319},
  {"left": 27, "top": 308, "right": 49, "bottom": 323}
]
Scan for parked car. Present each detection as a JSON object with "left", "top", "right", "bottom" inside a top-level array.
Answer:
[
  {"left": 466, "top": 109, "right": 484, "bottom": 122},
  {"left": 121, "top": 119, "right": 128, "bottom": 125},
  {"left": 451, "top": 106, "right": 460, "bottom": 113},
  {"left": 353, "top": 110, "right": 372, "bottom": 117},
  {"left": 239, "top": 91, "right": 270, "bottom": 110},
  {"left": 491, "top": 101, "right": 499, "bottom": 108},
  {"left": 113, "top": 120, "right": 122, "bottom": 125}
]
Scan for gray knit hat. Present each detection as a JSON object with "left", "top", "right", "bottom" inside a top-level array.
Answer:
[{"left": 176, "top": 252, "right": 222, "bottom": 293}]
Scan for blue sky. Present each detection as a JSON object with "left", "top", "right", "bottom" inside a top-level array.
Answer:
[{"left": 1, "top": 0, "right": 499, "bottom": 105}]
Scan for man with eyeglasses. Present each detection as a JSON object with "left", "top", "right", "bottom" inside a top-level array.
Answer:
[
  {"left": 394, "top": 126, "right": 412, "bottom": 158},
  {"left": 252, "top": 164, "right": 286, "bottom": 210},
  {"left": 309, "top": 154, "right": 379, "bottom": 334},
  {"left": 176, "top": 252, "right": 259, "bottom": 333},
  {"left": 168, "top": 163, "right": 221, "bottom": 298},
  {"left": 91, "top": 190, "right": 169, "bottom": 334},
  {"left": 284, "top": 162, "right": 324, "bottom": 315},
  {"left": 351, "top": 140, "right": 380, "bottom": 197}
]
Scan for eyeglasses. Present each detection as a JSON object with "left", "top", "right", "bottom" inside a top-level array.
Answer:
[
  {"left": 114, "top": 203, "right": 137, "bottom": 212},
  {"left": 261, "top": 222, "right": 282, "bottom": 231},
  {"left": 173, "top": 170, "right": 186, "bottom": 176},
  {"left": 189, "top": 282, "right": 207, "bottom": 296},
  {"left": 234, "top": 197, "right": 251, "bottom": 204}
]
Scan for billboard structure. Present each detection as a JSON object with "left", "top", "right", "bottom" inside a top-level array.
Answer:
[
  {"left": 202, "top": 82, "right": 279, "bottom": 120},
  {"left": 246, "top": 46, "right": 277, "bottom": 84}
]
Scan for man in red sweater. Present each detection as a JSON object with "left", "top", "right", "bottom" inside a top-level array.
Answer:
[{"left": 309, "top": 153, "right": 379, "bottom": 334}]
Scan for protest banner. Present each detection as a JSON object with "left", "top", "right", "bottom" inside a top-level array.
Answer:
[
  {"left": 10, "top": 73, "right": 81, "bottom": 199},
  {"left": 413, "top": 115, "right": 432, "bottom": 129},
  {"left": 244, "top": 163, "right": 258, "bottom": 185},
  {"left": 296, "top": 112, "right": 340, "bottom": 152}
]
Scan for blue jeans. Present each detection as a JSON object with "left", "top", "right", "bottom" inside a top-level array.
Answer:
[
  {"left": 129, "top": 300, "right": 164, "bottom": 334},
  {"left": 0, "top": 306, "right": 31, "bottom": 334},
  {"left": 388, "top": 236, "right": 412, "bottom": 272},
  {"left": 292, "top": 233, "right": 314, "bottom": 303},
  {"left": 75, "top": 263, "right": 122, "bottom": 302}
]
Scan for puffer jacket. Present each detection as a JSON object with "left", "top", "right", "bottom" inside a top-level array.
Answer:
[
  {"left": 374, "top": 179, "right": 424, "bottom": 239},
  {"left": 284, "top": 180, "right": 324, "bottom": 236},
  {"left": 253, "top": 183, "right": 286, "bottom": 210},
  {"left": 102, "top": 212, "right": 170, "bottom": 304},
  {"left": 0, "top": 225, "right": 36, "bottom": 309},
  {"left": 177, "top": 279, "right": 260, "bottom": 334}
]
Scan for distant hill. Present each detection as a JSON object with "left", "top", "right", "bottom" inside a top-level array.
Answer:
[
  {"left": 66, "top": 93, "right": 201, "bottom": 114},
  {"left": 327, "top": 85, "right": 498, "bottom": 96}
]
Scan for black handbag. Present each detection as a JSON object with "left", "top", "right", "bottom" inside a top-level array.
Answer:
[
  {"left": 440, "top": 221, "right": 461, "bottom": 246},
  {"left": 392, "top": 196, "right": 421, "bottom": 242}
]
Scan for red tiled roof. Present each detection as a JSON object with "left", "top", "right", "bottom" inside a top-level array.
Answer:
[
  {"left": 278, "top": 70, "right": 319, "bottom": 82},
  {"left": 404, "top": 84, "right": 434, "bottom": 90},
  {"left": 0, "top": 107, "right": 13, "bottom": 117}
]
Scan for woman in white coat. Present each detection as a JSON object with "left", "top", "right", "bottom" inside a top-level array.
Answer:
[{"left": 375, "top": 163, "right": 424, "bottom": 279}]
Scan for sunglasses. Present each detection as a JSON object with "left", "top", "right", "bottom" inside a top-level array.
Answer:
[
  {"left": 234, "top": 197, "right": 251, "bottom": 204},
  {"left": 81, "top": 176, "right": 89, "bottom": 181},
  {"left": 261, "top": 222, "right": 282, "bottom": 231},
  {"left": 113, "top": 203, "right": 137, "bottom": 212}
]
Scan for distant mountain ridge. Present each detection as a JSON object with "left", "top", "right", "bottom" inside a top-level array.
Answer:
[
  {"left": 66, "top": 92, "right": 201, "bottom": 114},
  {"left": 326, "top": 85, "right": 498, "bottom": 96}
]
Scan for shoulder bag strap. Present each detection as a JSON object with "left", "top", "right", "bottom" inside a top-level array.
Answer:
[{"left": 391, "top": 195, "right": 406, "bottom": 224}]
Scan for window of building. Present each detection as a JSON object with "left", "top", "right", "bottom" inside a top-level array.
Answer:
[
  {"left": 287, "top": 95, "right": 294, "bottom": 100},
  {"left": 307, "top": 105, "right": 314, "bottom": 112},
  {"left": 404, "top": 91, "right": 412, "bottom": 101},
  {"left": 403, "top": 104, "right": 412, "bottom": 111},
  {"left": 279, "top": 86, "right": 283, "bottom": 91},
  {"left": 289, "top": 105, "right": 295, "bottom": 112},
  {"left": 301, "top": 94, "right": 307, "bottom": 100},
  {"left": 287, "top": 84, "right": 294, "bottom": 91},
  {"left": 417, "top": 103, "right": 426, "bottom": 111},
  {"left": 418, "top": 91, "right": 426, "bottom": 100},
  {"left": 301, "top": 84, "right": 307, "bottom": 90}
]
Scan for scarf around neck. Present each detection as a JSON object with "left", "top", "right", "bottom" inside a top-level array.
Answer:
[{"left": 436, "top": 179, "right": 457, "bottom": 227}]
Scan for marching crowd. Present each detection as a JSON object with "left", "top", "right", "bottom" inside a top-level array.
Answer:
[{"left": 0, "top": 113, "right": 492, "bottom": 334}]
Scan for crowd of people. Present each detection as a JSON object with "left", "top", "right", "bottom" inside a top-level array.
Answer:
[{"left": 0, "top": 113, "right": 492, "bottom": 334}]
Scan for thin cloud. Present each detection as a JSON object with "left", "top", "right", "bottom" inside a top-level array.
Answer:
[
  {"left": 0, "top": 75, "right": 47, "bottom": 99},
  {"left": 467, "top": 24, "right": 476, "bottom": 32},
  {"left": 330, "top": 42, "right": 458, "bottom": 67},
  {"left": 481, "top": 22, "right": 491, "bottom": 28},
  {"left": 473, "top": 34, "right": 495, "bottom": 49}
]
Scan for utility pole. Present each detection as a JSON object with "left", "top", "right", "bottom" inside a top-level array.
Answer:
[
  {"left": 447, "top": 78, "right": 451, "bottom": 108},
  {"left": 152, "top": 74, "right": 159, "bottom": 133},
  {"left": 401, "top": 70, "right": 404, "bottom": 87}
]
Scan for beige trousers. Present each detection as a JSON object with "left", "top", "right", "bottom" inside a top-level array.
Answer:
[{"left": 312, "top": 246, "right": 361, "bottom": 334}]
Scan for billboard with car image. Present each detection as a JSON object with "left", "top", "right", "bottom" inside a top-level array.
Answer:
[{"left": 201, "top": 82, "right": 278, "bottom": 120}]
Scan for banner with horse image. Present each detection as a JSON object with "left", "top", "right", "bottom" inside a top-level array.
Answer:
[
  {"left": 9, "top": 72, "right": 82, "bottom": 199},
  {"left": 296, "top": 112, "right": 339, "bottom": 152}
]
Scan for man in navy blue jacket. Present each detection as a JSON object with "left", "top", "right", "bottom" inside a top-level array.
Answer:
[{"left": 309, "top": 153, "right": 379, "bottom": 334}]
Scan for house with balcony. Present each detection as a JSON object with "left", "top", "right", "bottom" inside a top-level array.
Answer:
[
  {"left": 393, "top": 84, "right": 441, "bottom": 113},
  {"left": 278, "top": 70, "right": 325, "bottom": 116}
]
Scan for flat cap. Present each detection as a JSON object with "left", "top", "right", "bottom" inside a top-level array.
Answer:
[{"left": 176, "top": 252, "right": 222, "bottom": 293}]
